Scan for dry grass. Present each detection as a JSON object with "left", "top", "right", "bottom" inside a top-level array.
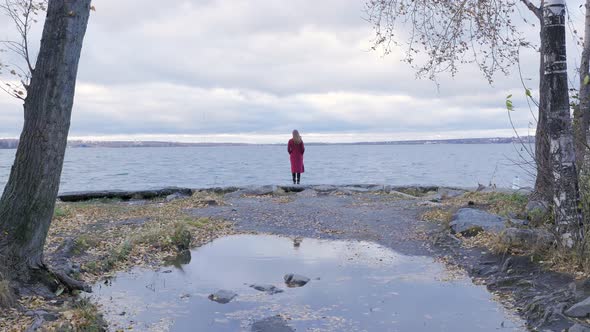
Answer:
[
  {"left": 396, "top": 187, "right": 437, "bottom": 197},
  {"left": 1, "top": 191, "right": 234, "bottom": 331},
  {"left": 446, "top": 192, "right": 528, "bottom": 218},
  {"left": 420, "top": 208, "right": 454, "bottom": 227},
  {"left": 41, "top": 298, "right": 107, "bottom": 331},
  {"left": 461, "top": 232, "right": 513, "bottom": 255},
  {"left": 55, "top": 193, "right": 234, "bottom": 280}
]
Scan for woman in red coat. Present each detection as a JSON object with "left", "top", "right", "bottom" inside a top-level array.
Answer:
[{"left": 288, "top": 130, "right": 305, "bottom": 184}]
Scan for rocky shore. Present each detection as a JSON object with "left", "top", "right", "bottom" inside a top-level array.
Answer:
[{"left": 1, "top": 184, "right": 586, "bottom": 331}]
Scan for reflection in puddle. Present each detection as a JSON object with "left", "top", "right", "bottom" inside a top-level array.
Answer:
[{"left": 90, "top": 235, "right": 523, "bottom": 331}]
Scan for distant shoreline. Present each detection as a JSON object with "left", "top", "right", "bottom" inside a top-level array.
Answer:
[{"left": 0, "top": 137, "right": 535, "bottom": 149}]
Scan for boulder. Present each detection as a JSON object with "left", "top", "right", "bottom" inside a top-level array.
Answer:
[
  {"left": 449, "top": 208, "right": 506, "bottom": 236},
  {"left": 251, "top": 315, "right": 294, "bottom": 332},
  {"left": 249, "top": 284, "right": 284, "bottom": 294},
  {"left": 565, "top": 296, "right": 590, "bottom": 318},
  {"left": 284, "top": 273, "right": 310, "bottom": 287},
  {"left": 507, "top": 218, "right": 528, "bottom": 227},
  {"left": 499, "top": 228, "right": 554, "bottom": 250},
  {"left": 208, "top": 290, "right": 237, "bottom": 304}
]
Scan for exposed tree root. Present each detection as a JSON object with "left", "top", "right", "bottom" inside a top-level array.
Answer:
[{"left": 49, "top": 268, "right": 91, "bottom": 293}]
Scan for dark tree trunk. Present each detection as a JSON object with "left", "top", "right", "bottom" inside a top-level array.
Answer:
[
  {"left": 534, "top": 13, "right": 554, "bottom": 205},
  {"left": 542, "top": 0, "right": 583, "bottom": 244},
  {"left": 0, "top": 0, "right": 91, "bottom": 281}
]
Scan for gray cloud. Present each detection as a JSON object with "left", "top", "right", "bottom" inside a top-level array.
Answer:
[{"left": 0, "top": 0, "right": 581, "bottom": 142}]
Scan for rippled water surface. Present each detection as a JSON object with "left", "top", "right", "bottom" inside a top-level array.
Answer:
[
  {"left": 0, "top": 144, "right": 534, "bottom": 193},
  {"left": 90, "top": 235, "right": 523, "bottom": 332}
]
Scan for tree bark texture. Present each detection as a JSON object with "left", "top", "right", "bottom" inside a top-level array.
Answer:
[
  {"left": 0, "top": 0, "right": 91, "bottom": 277},
  {"left": 579, "top": 0, "right": 590, "bottom": 224},
  {"left": 534, "top": 10, "right": 554, "bottom": 205},
  {"left": 542, "top": 0, "right": 583, "bottom": 244}
]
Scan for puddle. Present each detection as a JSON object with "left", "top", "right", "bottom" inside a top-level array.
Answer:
[{"left": 90, "top": 235, "right": 524, "bottom": 331}]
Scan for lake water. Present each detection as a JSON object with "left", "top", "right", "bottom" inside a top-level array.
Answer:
[
  {"left": 0, "top": 144, "right": 534, "bottom": 193},
  {"left": 90, "top": 235, "right": 523, "bottom": 331}
]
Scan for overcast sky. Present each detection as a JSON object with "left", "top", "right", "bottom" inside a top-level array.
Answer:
[{"left": 0, "top": 0, "right": 585, "bottom": 143}]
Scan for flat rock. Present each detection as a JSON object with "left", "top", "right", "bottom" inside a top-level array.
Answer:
[
  {"left": 312, "top": 185, "right": 337, "bottom": 192},
  {"left": 166, "top": 192, "right": 190, "bottom": 202},
  {"left": 499, "top": 228, "right": 554, "bottom": 249},
  {"left": 249, "top": 284, "right": 284, "bottom": 294},
  {"left": 58, "top": 187, "right": 193, "bottom": 202},
  {"left": 432, "top": 188, "right": 465, "bottom": 201},
  {"left": 389, "top": 190, "right": 418, "bottom": 199},
  {"left": 337, "top": 186, "right": 369, "bottom": 192},
  {"left": 208, "top": 290, "right": 237, "bottom": 304},
  {"left": 570, "top": 324, "right": 590, "bottom": 332},
  {"left": 280, "top": 185, "right": 306, "bottom": 193},
  {"left": 224, "top": 185, "right": 278, "bottom": 199},
  {"left": 449, "top": 208, "right": 506, "bottom": 236},
  {"left": 565, "top": 297, "right": 590, "bottom": 318},
  {"left": 296, "top": 189, "right": 317, "bottom": 197},
  {"left": 251, "top": 315, "right": 294, "bottom": 332},
  {"left": 284, "top": 273, "right": 310, "bottom": 287}
]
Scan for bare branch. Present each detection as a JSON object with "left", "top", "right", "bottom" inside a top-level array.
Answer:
[
  {"left": 365, "top": 0, "right": 528, "bottom": 83},
  {"left": 519, "top": 0, "right": 541, "bottom": 20},
  {"left": 0, "top": 0, "right": 47, "bottom": 99}
]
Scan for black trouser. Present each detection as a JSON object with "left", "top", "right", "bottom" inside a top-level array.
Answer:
[{"left": 292, "top": 173, "right": 301, "bottom": 184}]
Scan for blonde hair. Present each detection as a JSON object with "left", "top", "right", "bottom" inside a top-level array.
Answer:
[{"left": 292, "top": 130, "right": 302, "bottom": 144}]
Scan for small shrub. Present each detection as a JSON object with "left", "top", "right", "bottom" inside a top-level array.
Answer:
[{"left": 171, "top": 223, "right": 192, "bottom": 250}]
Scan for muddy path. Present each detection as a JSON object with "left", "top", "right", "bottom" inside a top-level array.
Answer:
[
  {"left": 190, "top": 190, "right": 433, "bottom": 256},
  {"left": 188, "top": 187, "right": 580, "bottom": 331}
]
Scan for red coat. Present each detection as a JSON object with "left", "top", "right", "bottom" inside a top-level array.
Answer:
[{"left": 288, "top": 139, "right": 305, "bottom": 173}]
